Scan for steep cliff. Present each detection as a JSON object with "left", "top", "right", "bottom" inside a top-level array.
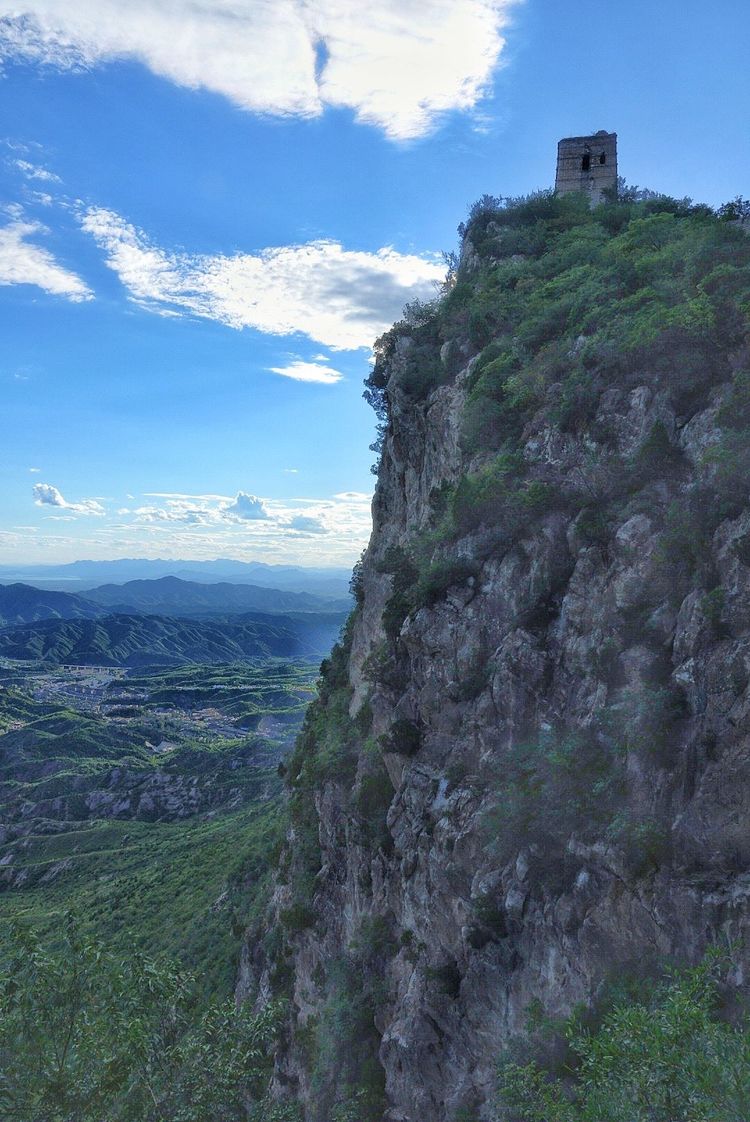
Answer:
[{"left": 241, "top": 190, "right": 750, "bottom": 1121}]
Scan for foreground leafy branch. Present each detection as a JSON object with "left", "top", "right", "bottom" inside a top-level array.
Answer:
[
  {"left": 0, "top": 916, "right": 298, "bottom": 1122},
  {"left": 498, "top": 954, "right": 750, "bottom": 1122}
]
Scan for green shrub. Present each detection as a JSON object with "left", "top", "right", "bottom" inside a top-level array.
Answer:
[
  {"left": 702, "top": 586, "right": 727, "bottom": 637},
  {"left": 426, "top": 960, "right": 462, "bottom": 999},
  {"left": 484, "top": 729, "right": 626, "bottom": 868},
  {"left": 413, "top": 555, "right": 478, "bottom": 608},
  {"left": 354, "top": 761, "right": 394, "bottom": 849},
  {"left": 378, "top": 545, "right": 419, "bottom": 639},
  {"left": 498, "top": 953, "right": 750, "bottom": 1122},
  {"left": 280, "top": 902, "right": 316, "bottom": 933},
  {"left": 450, "top": 457, "right": 556, "bottom": 539},
  {"left": 308, "top": 951, "right": 387, "bottom": 1122},
  {"left": 629, "top": 420, "right": 685, "bottom": 484},
  {"left": 0, "top": 919, "right": 291, "bottom": 1122}
]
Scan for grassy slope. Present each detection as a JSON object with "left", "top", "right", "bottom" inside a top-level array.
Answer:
[{"left": 0, "top": 803, "right": 284, "bottom": 998}]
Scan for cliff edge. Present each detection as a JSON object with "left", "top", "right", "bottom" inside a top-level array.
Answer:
[{"left": 241, "top": 188, "right": 750, "bottom": 1121}]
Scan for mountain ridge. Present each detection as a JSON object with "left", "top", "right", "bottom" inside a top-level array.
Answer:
[{"left": 0, "top": 610, "right": 345, "bottom": 666}]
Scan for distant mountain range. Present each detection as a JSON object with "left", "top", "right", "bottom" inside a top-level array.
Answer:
[
  {"left": 0, "top": 611, "right": 344, "bottom": 667},
  {"left": 0, "top": 579, "right": 348, "bottom": 666},
  {"left": 0, "top": 577, "right": 349, "bottom": 628},
  {"left": 0, "top": 583, "right": 101, "bottom": 626},
  {"left": 84, "top": 575, "right": 349, "bottom": 616},
  {"left": 0, "top": 558, "right": 353, "bottom": 598}
]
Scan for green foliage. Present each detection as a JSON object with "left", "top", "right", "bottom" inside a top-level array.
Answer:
[
  {"left": 280, "top": 902, "right": 316, "bottom": 933},
  {"left": 413, "top": 555, "right": 479, "bottom": 609},
  {"left": 498, "top": 954, "right": 750, "bottom": 1122},
  {"left": 284, "top": 613, "right": 362, "bottom": 924},
  {"left": 354, "top": 756, "right": 394, "bottom": 849},
  {"left": 378, "top": 545, "right": 419, "bottom": 639},
  {"left": 0, "top": 918, "right": 291, "bottom": 1122},
  {"left": 718, "top": 196, "right": 750, "bottom": 222},
  {"left": 426, "top": 960, "right": 462, "bottom": 999},
  {"left": 449, "top": 454, "right": 557, "bottom": 540},
  {"left": 702, "top": 586, "right": 727, "bottom": 637},
  {"left": 629, "top": 420, "right": 684, "bottom": 483},
  {"left": 306, "top": 921, "right": 391, "bottom": 1122},
  {"left": 484, "top": 730, "right": 625, "bottom": 869},
  {"left": 0, "top": 660, "right": 306, "bottom": 997},
  {"left": 0, "top": 801, "right": 287, "bottom": 999},
  {"left": 616, "top": 683, "right": 687, "bottom": 768}
]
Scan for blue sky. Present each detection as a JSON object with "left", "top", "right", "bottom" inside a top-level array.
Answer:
[{"left": 1, "top": 0, "right": 748, "bottom": 567}]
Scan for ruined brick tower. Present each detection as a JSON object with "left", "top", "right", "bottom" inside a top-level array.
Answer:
[{"left": 555, "top": 130, "right": 617, "bottom": 205}]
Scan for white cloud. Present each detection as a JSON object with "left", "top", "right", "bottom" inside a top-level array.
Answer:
[
  {"left": 13, "top": 158, "right": 61, "bottom": 183},
  {"left": 33, "top": 482, "right": 105, "bottom": 515},
  {"left": 288, "top": 514, "right": 328, "bottom": 534},
  {"left": 0, "top": 219, "right": 92, "bottom": 301},
  {"left": 128, "top": 491, "right": 269, "bottom": 525},
  {"left": 222, "top": 491, "right": 269, "bottom": 520},
  {"left": 28, "top": 466, "right": 41, "bottom": 472},
  {"left": 79, "top": 207, "right": 443, "bottom": 350},
  {"left": 3, "top": 487, "right": 375, "bottom": 566},
  {"left": 270, "top": 360, "right": 343, "bottom": 384},
  {"left": 0, "top": 2, "right": 519, "bottom": 140}
]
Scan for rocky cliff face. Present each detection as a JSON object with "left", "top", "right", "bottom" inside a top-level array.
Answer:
[{"left": 241, "top": 192, "right": 750, "bottom": 1121}]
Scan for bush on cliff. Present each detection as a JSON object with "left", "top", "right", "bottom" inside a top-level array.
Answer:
[{"left": 498, "top": 954, "right": 750, "bottom": 1122}]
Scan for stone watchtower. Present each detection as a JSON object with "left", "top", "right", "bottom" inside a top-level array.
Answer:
[{"left": 555, "top": 130, "right": 617, "bottom": 205}]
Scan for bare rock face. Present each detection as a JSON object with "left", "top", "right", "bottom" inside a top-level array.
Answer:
[{"left": 242, "top": 315, "right": 750, "bottom": 1119}]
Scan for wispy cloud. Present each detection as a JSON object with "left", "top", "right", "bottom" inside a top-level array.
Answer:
[
  {"left": 13, "top": 158, "right": 61, "bottom": 183},
  {"left": 0, "top": 2, "right": 519, "bottom": 140},
  {"left": 33, "top": 482, "right": 105, "bottom": 516},
  {"left": 79, "top": 207, "right": 443, "bottom": 349},
  {"left": 270, "top": 359, "right": 344, "bottom": 384},
  {"left": 127, "top": 491, "right": 269, "bottom": 525},
  {"left": 2, "top": 488, "right": 374, "bottom": 566},
  {"left": 0, "top": 219, "right": 92, "bottom": 301}
]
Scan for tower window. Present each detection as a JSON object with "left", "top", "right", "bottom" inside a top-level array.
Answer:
[
  {"left": 581, "top": 153, "right": 591, "bottom": 171},
  {"left": 599, "top": 152, "right": 606, "bottom": 165}
]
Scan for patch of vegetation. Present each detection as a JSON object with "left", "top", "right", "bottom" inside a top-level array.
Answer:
[
  {"left": 380, "top": 717, "right": 422, "bottom": 757},
  {"left": 498, "top": 953, "right": 750, "bottom": 1122},
  {"left": 362, "top": 186, "right": 750, "bottom": 605},
  {"left": 484, "top": 704, "right": 677, "bottom": 879},
  {"left": 304, "top": 916, "right": 393, "bottom": 1122},
  {"left": 0, "top": 661, "right": 310, "bottom": 997},
  {"left": 283, "top": 614, "right": 363, "bottom": 927},
  {"left": 0, "top": 918, "right": 298, "bottom": 1122},
  {"left": 484, "top": 728, "right": 626, "bottom": 870}
]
